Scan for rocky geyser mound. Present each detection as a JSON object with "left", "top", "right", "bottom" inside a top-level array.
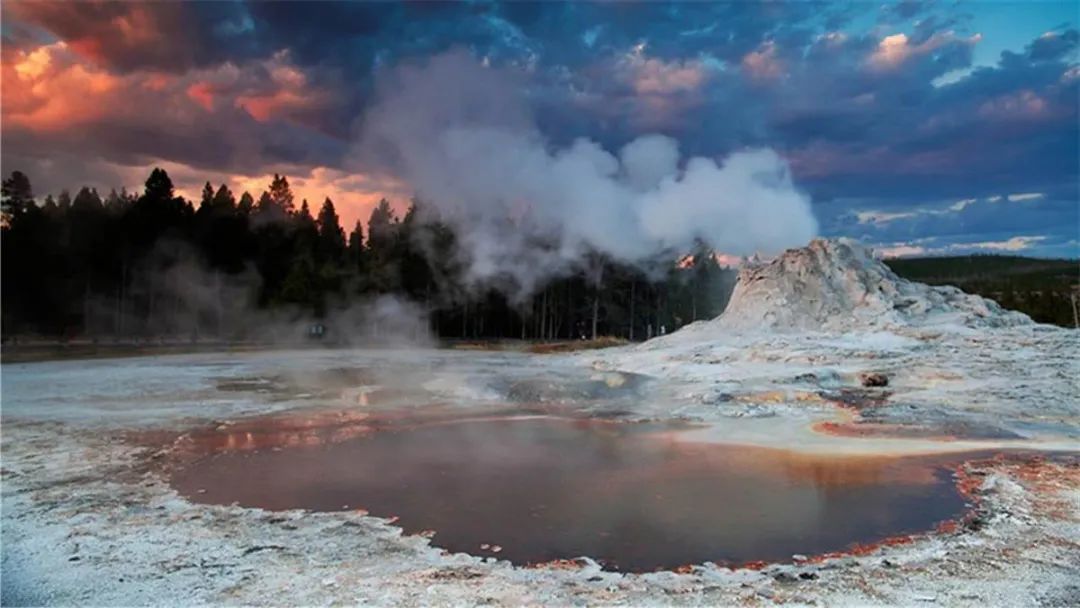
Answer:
[{"left": 716, "top": 238, "right": 1032, "bottom": 331}]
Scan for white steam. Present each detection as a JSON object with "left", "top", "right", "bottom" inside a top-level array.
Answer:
[{"left": 359, "top": 50, "right": 817, "bottom": 298}]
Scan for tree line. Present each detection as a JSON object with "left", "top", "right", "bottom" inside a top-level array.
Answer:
[
  {"left": 1, "top": 168, "right": 734, "bottom": 342},
  {"left": 883, "top": 256, "right": 1079, "bottom": 328}
]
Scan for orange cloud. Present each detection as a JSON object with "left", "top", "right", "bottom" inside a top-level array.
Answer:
[
  {"left": 2, "top": 41, "right": 123, "bottom": 131},
  {"left": 234, "top": 51, "right": 331, "bottom": 122},
  {"left": 614, "top": 43, "right": 713, "bottom": 128},
  {"left": 868, "top": 32, "right": 981, "bottom": 72},
  {"left": 66, "top": 5, "right": 161, "bottom": 64},
  {"left": 142, "top": 73, "right": 176, "bottom": 91},
  {"left": 5, "top": 1, "right": 195, "bottom": 73},
  {"left": 742, "top": 41, "right": 783, "bottom": 81},
  {"left": 236, "top": 90, "right": 309, "bottom": 122},
  {"left": 634, "top": 62, "right": 705, "bottom": 94},
  {"left": 2, "top": 39, "right": 332, "bottom": 135},
  {"left": 624, "top": 51, "right": 708, "bottom": 95},
  {"left": 13, "top": 42, "right": 57, "bottom": 80},
  {"left": 186, "top": 81, "right": 215, "bottom": 111}
]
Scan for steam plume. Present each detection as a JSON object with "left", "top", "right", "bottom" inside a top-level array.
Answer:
[{"left": 359, "top": 50, "right": 817, "bottom": 298}]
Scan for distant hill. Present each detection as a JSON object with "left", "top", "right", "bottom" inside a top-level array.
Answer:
[{"left": 884, "top": 255, "right": 1079, "bottom": 328}]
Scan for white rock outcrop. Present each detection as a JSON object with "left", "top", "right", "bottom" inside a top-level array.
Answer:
[{"left": 715, "top": 238, "right": 1032, "bottom": 332}]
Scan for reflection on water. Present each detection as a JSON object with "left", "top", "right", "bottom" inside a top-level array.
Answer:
[{"left": 171, "top": 417, "right": 970, "bottom": 572}]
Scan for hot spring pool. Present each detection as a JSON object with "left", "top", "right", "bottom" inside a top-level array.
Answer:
[{"left": 171, "top": 415, "right": 973, "bottom": 572}]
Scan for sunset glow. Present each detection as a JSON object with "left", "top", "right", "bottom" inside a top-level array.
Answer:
[{"left": 1, "top": 1, "right": 1076, "bottom": 253}]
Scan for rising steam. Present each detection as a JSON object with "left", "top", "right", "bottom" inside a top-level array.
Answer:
[{"left": 359, "top": 50, "right": 817, "bottom": 298}]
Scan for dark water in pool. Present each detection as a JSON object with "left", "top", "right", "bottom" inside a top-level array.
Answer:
[{"left": 171, "top": 417, "right": 971, "bottom": 571}]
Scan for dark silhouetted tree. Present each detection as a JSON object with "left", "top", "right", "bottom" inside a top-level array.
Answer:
[
  {"left": 366, "top": 198, "right": 400, "bottom": 292},
  {"left": 317, "top": 197, "right": 346, "bottom": 263},
  {"left": 57, "top": 189, "right": 72, "bottom": 212},
  {"left": 144, "top": 167, "right": 175, "bottom": 202},
  {"left": 238, "top": 191, "right": 254, "bottom": 216},
  {"left": 268, "top": 174, "right": 295, "bottom": 215},
  {"left": 199, "top": 182, "right": 214, "bottom": 210},
  {"left": 2, "top": 170, "right": 33, "bottom": 221},
  {"left": 211, "top": 184, "right": 236, "bottom": 210}
]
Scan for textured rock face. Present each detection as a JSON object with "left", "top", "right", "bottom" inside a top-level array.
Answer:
[{"left": 716, "top": 238, "right": 1032, "bottom": 331}]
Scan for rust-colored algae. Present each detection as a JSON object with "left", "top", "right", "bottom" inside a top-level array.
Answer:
[
  {"left": 795, "top": 451, "right": 1080, "bottom": 567},
  {"left": 812, "top": 420, "right": 959, "bottom": 440},
  {"left": 528, "top": 558, "right": 589, "bottom": 571}
]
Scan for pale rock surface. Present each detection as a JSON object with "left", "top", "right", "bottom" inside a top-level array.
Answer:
[{"left": 716, "top": 238, "right": 1031, "bottom": 332}]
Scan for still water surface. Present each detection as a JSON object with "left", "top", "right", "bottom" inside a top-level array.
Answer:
[{"left": 172, "top": 416, "right": 970, "bottom": 571}]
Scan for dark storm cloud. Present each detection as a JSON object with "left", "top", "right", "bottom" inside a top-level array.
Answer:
[
  {"left": 1026, "top": 28, "right": 1079, "bottom": 62},
  {"left": 1, "top": 0, "right": 1077, "bottom": 256},
  {"left": 886, "top": 0, "right": 929, "bottom": 21},
  {"left": 4, "top": 1, "right": 258, "bottom": 72},
  {"left": 754, "top": 29, "right": 1077, "bottom": 202}
]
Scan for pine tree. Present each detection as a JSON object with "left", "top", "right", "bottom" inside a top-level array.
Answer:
[
  {"left": 366, "top": 198, "right": 400, "bottom": 292},
  {"left": 295, "top": 200, "right": 319, "bottom": 258},
  {"left": 297, "top": 199, "right": 314, "bottom": 223},
  {"left": 317, "top": 197, "right": 346, "bottom": 263},
  {"left": 268, "top": 174, "right": 295, "bottom": 215},
  {"left": 72, "top": 187, "right": 103, "bottom": 212},
  {"left": 104, "top": 189, "right": 126, "bottom": 214},
  {"left": 254, "top": 190, "right": 285, "bottom": 224},
  {"left": 2, "top": 171, "right": 34, "bottom": 221},
  {"left": 348, "top": 220, "right": 365, "bottom": 254},
  {"left": 199, "top": 182, "right": 214, "bottom": 210},
  {"left": 211, "top": 184, "right": 236, "bottom": 210},
  {"left": 238, "top": 191, "right": 254, "bottom": 215},
  {"left": 144, "top": 167, "right": 175, "bottom": 202},
  {"left": 367, "top": 198, "right": 397, "bottom": 259}
]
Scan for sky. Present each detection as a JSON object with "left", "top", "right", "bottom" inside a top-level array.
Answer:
[{"left": 2, "top": 0, "right": 1077, "bottom": 258}]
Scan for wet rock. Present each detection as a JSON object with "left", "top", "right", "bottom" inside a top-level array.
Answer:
[
  {"left": 768, "top": 565, "right": 812, "bottom": 584},
  {"left": 242, "top": 545, "right": 286, "bottom": 556},
  {"left": 428, "top": 567, "right": 484, "bottom": 580},
  {"left": 819, "top": 388, "right": 891, "bottom": 410},
  {"left": 700, "top": 391, "right": 735, "bottom": 405},
  {"left": 773, "top": 571, "right": 801, "bottom": 583},
  {"left": 502, "top": 372, "right": 650, "bottom": 403},
  {"left": 964, "top": 515, "right": 987, "bottom": 531},
  {"left": 726, "top": 404, "right": 777, "bottom": 419},
  {"left": 859, "top": 372, "right": 889, "bottom": 387},
  {"left": 820, "top": 557, "right": 858, "bottom": 570}
]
